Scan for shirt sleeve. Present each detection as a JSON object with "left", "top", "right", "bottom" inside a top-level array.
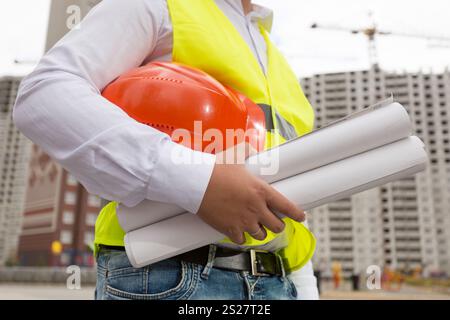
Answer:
[
  {"left": 288, "top": 260, "right": 320, "bottom": 300},
  {"left": 13, "top": 0, "right": 216, "bottom": 213}
]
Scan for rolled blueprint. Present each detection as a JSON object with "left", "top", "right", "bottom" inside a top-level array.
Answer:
[
  {"left": 118, "top": 100, "right": 412, "bottom": 232},
  {"left": 125, "top": 136, "right": 428, "bottom": 268},
  {"left": 246, "top": 100, "right": 411, "bottom": 183}
]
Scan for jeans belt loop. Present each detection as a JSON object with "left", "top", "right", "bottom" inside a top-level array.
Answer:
[{"left": 201, "top": 244, "right": 217, "bottom": 280}]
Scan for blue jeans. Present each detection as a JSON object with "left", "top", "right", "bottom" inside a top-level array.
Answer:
[{"left": 95, "top": 246, "right": 298, "bottom": 300}]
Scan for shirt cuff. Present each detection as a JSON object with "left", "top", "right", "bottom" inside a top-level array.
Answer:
[{"left": 146, "top": 138, "right": 216, "bottom": 214}]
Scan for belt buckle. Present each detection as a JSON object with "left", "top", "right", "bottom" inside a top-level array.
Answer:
[{"left": 249, "top": 249, "right": 271, "bottom": 277}]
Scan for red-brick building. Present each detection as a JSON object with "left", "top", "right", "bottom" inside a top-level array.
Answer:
[{"left": 18, "top": 145, "right": 101, "bottom": 267}]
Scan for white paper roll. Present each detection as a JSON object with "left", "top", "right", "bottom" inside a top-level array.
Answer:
[
  {"left": 125, "top": 136, "right": 428, "bottom": 268},
  {"left": 246, "top": 102, "right": 411, "bottom": 182},
  {"left": 118, "top": 102, "right": 412, "bottom": 232}
]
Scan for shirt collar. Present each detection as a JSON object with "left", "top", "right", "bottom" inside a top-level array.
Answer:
[
  {"left": 224, "top": 0, "right": 274, "bottom": 32},
  {"left": 249, "top": 3, "right": 274, "bottom": 32}
]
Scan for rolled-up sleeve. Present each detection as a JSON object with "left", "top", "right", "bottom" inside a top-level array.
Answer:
[{"left": 13, "top": 0, "right": 215, "bottom": 213}]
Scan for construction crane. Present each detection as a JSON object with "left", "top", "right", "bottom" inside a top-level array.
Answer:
[{"left": 311, "top": 12, "right": 450, "bottom": 67}]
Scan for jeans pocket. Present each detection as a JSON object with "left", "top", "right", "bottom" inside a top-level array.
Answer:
[
  {"left": 105, "top": 259, "right": 194, "bottom": 300},
  {"left": 286, "top": 277, "right": 298, "bottom": 300}
]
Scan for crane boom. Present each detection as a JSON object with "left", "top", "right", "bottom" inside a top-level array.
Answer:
[{"left": 310, "top": 22, "right": 450, "bottom": 66}]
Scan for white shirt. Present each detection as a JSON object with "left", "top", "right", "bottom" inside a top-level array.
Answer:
[{"left": 13, "top": 0, "right": 318, "bottom": 299}]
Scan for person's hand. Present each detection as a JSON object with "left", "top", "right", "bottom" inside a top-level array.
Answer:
[{"left": 196, "top": 143, "right": 305, "bottom": 244}]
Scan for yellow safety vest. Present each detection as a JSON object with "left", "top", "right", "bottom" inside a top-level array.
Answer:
[{"left": 95, "top": 0, "right": 316, "bottom": 272}]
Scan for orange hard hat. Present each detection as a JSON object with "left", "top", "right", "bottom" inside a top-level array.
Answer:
[{"left": 102, "top": 62, "right": 266, "bottom": 153}]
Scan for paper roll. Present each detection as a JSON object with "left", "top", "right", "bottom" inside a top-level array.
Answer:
[
  {"left": 125, "top": 136, "right": 428, "bottom": 268},
  {"left": 118, "top": 102, "right": 412, "bottom": 232}
]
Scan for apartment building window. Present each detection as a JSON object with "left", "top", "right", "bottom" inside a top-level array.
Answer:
[
  {"left": 66, "top": 174, "right": 78, "bottom": 186},
  {"left": 84, "top": 232, "right": 94, "bottom": 246},
  {"left": 87, "top": 195, "right": 101, "bottom": 207},
  {"left": 85, "top": 213, "right": 97, "bottom": 227},
  {"left": 62, "top": 211, "right": 74, "bottom": 225},
  {"left": 64, "top": 192, "right": 77, "bottom": 205},
  {"left": 60, "top": 230, "right": 73, "bottom": 245}
]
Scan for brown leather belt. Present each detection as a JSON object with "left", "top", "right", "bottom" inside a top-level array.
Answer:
[{"left": 98, "top": 244, "right": 285, "bottom": 276}]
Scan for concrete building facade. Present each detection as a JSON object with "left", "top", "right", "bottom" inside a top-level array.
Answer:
[
  {"left": 0, "top": 77, "right": 32, "bottom": 266},
  {"left": 301, "top": 67, "right": 450, "bottom": 276}
]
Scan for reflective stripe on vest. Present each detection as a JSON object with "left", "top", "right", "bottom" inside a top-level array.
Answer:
[{"left": 258, "top": 104, "right": 298, "bottom": 141}]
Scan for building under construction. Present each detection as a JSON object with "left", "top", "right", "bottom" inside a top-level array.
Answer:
[
  {"left": 302, "top": 66, "right": 450, "bottom": 276},
  {"left": 0, "top": 77, "right": 32, "bottom": 266}
]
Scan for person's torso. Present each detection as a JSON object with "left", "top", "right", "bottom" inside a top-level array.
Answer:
[{"left": 96, "top": 0, "right": 316, "bottom": 270}]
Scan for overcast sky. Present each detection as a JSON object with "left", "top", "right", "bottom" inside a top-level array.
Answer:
[{"left": 1, "top": 0, "right": 450, "bottom": 77}]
